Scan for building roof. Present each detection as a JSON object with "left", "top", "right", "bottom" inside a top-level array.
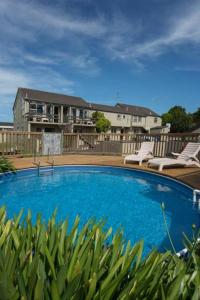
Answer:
[
  {"left": 188, "top": 123, "right": 200, "bottom": 133},
  {"left": 90, "top": 103, "right": 128, "bottom": 114},
  {"left": 17, "top": 88, "right": 89, "bottom": 108},
  {"left": 150, "top": 125, "right": 168, "bottom": 130},
  {"left": 14, "top": 87, "right": 160, "bottom": 118},
  {"left": 0, "top": 122, "right": 13, "bottom": 127},
  {"left": 116, "top": 103, "right": 159, "bottom": 117}
]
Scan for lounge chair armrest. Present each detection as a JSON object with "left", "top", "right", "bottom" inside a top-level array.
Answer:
[{"left": 171, "top": 152, "right": 180, "bottom": 157}]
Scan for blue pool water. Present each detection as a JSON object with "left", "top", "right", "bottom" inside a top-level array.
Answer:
[{"left": 0, "top": 165, "right": 199, "bottom": 255}]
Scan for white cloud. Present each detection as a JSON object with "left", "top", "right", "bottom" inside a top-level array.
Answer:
[
  {"left": 0, "top": 66, "right": 75, "bottom": 121},
  {"left": 0, "top": 68, "right": 30, "bottom": 95},
  {"left": 1, "top": 0, "right": 200, "bottom": 68},
  {"left": 0, "top": 0, "right": 106, "bottom": 39},
  {"left": 0, "top": 0, "right": 200, "bottom": 120},
  {"left": 105, "top": 2, "right": 200, "bottom": 63}
]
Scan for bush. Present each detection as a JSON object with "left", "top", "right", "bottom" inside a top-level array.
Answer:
[
  {"left": 92, "top": 111, "right": 111, "bottom": 133},
  {"left": 0, "top": 156, "right": 15, "bottom": 173},
  {"left": 0, "top": 207, "right": 199, "bottom": 299}
]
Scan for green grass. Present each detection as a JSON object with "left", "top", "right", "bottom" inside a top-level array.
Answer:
[{"left": 0, "top": 206, "right": 199, "bottom": 299}]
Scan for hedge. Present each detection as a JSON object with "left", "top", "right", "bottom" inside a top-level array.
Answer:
[{"left": 0, "top": 206, "right": 199, "bottom": 299}]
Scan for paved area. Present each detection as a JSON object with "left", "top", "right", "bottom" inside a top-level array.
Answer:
[{"left": 10, "top": 155, "right": 200, "bottom": 189}]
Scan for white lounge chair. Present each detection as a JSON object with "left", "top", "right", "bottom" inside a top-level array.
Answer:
[
  {"left": 148, "top": 142, "right": 200, "bottom": 171},
  {"left": 124, "top": 142, "right": 154, "bottom": 166}
]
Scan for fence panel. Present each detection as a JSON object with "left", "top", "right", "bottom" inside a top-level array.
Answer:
[
  {"left": 0, "top": 131, "right": 42, "bottom": 156},
  {"left": 0, "top": 131, "right": 200, "bottom": 157}
]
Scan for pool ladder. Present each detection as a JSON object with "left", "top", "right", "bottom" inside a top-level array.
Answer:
[
  {"left": 193, "top": 189, "right": 200, "bottom": 209},
  {"left": 36, "top": 160, "right": 54, "bottom": 176}
]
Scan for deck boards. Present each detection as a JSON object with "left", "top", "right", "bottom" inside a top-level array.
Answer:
[{"left": 10, "top": 155, "right": 200, "bottom": 189}]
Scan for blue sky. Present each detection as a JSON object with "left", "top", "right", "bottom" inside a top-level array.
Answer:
[{"left": 0, "top": 0, "right": 200, "bottom": 121}]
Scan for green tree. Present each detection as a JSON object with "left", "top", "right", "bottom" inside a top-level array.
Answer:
[
  {"left": 162, "top": 106, "right": 192, "bottom": 133},
  {"left": 92, "top": 111, "right": 111, "bottom": 133},
  {"left": 192, "top": 107, "right": 200, "bottom": 124}
]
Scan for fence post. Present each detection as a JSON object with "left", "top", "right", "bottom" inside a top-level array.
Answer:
[
  {"left": 76, "top": 134, "right": 80, "bottom": 151},
  {"left": 61, "top": 131, "right": 64, "bottom": 155}
]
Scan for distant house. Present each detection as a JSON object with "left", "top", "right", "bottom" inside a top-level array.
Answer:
[
  {"left": 13, "top": 87, "right": 162, "bottom": 133},
  {"left": 150, "top": 125, "right": 171, "bottom": 134},
  {"left": 0, "top": 122, "right": 13, "bottom": 131},
  {"left": 190, "top": 123, "right": 200, "bottom": 133}
]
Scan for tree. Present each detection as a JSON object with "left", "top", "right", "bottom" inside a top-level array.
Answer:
[
  {"left": 192, "top": 108, "right": 200, "bottom": 124},
  {"left": 162, "top": 106, "right": 192, "bottom": 133},
  {"left": 92, "top": 111, "right": 111, "bottom": 133}
]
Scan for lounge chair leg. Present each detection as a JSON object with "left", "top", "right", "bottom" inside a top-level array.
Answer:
[
  {"left": 193, "top": 162, "right": 200, "bottom": 168},
  {"left": 139, "top": 161, "right": 142, "bottom": 166},
  {"left": 159, "top": 165, "right": 163, "bottom": 171}
]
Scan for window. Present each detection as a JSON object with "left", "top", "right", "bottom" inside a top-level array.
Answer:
[
  {"left": 133, "top": 116, "right": 137, "bottom": 122},
  {"left": 111, "top": 128, "right": 116, "bottom": 133},
  {"left": 29, "top": 103, "right": 44, "bottom": 115},
  {"left": 37, "top": 105, "right": 43, "bottom": 114},
  {"left": 138, "top": 116, "right": 142, "bottom": 122},
  {"left": 123, "top": 115, "right": 126, "bottom": 119},
  {"left": 30, "top": 103, "right": 36, "bottom": 110},
  {"left": 154, "top": 117, "right": 158, "bottom": 123},
  {"left": 117, "top": 114, "right": 121, "bottom": 120},
  {"left": 79, "top": 110, "right": 83, "bottom": 118}
]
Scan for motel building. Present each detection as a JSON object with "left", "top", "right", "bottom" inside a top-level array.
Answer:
[{"left": 13, "top": 88, "right": 162, "bottom": 134}]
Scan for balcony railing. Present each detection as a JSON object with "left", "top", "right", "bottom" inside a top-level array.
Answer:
[
  {"left": 26, "top": 112, "right": 95, "bottom": 125},
  {"left": 63, "top": 116, "right": 95, "bottom": 125},
  {"left": 26, "top": 113, "right": 60, "bottom": 123}
]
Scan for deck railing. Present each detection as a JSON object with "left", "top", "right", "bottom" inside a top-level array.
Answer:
[{"left": 0, "top": 131, "right": 200, "bottom": 158}]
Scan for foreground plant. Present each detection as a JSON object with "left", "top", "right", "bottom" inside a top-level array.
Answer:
[
  {"left": 0, "top": 156, "right": 15, "bottom": 173},
  {"left": 0, "top": 207, "right": 199, "bottom": 299}
]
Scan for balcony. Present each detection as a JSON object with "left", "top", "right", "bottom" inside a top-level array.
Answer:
[
  {"left": 26, "top": 112, "right": 60, "bottom": 123},
  {"left": 63, "top": 116, "right": 96, "bottom": 126},
  {"left": 26, "top": 113, "right": 95, "bottom": 126}
]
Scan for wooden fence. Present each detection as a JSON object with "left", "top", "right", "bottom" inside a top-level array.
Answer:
[{"left": 0, "top": 131, "right": 200, "bottom": 158}]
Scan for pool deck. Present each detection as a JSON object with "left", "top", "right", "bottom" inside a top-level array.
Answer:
[{"left": 9, "top": 155, "right": 200, "bottom": 189}]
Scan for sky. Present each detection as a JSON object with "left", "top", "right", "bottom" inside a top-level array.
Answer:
[{"left": 0, "top": 0, "right": 200, "bottom": 121}]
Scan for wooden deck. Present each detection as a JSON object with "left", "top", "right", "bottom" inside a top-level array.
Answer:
[{"left": 10, "top": 155, "right": 200, "bottom": 189}]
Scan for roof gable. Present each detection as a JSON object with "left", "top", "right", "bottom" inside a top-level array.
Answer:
[
  {"left": 18, "top": 88, "right": 89, "bottom": 107},
  {"left": 116, "top": 103, "right": 159, "bottom": 117}
]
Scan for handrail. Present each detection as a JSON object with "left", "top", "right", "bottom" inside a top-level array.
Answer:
[{"left": 193, "top": 189, "right": 200, "bottom": 208}]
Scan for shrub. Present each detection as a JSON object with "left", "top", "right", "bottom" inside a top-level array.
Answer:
[
  {"left": 92, "top": 111, "right": 111, "bottom": 133},
  {"left": 0, "top": 156, "right": 15, "bottom": 173},
  {"left": 0, "top": 206, "right": 199, "bottom": 299}
]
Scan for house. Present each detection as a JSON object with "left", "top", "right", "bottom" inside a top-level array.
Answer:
[
  {"left": 13, "top": 87, "right": 162, "bottom": 133},
  {"left": 0, "top": 122, "right": 14, "bottom": 131},
  {"left": 189, "top": 123, "right": 200, "bottom": 134},
  {"left": 88, "top": 103, "right": 161, "bottom": 134},
  {"left": 150, "top": 124, "right": 171, "bottom": 134},
  {"left": 13, "top": 88, "right": 95, "bottom": 133}
]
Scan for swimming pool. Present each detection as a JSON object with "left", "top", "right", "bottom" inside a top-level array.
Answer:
[{"left": 0, "top": 165, "right": 199, "bottom": 255}]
